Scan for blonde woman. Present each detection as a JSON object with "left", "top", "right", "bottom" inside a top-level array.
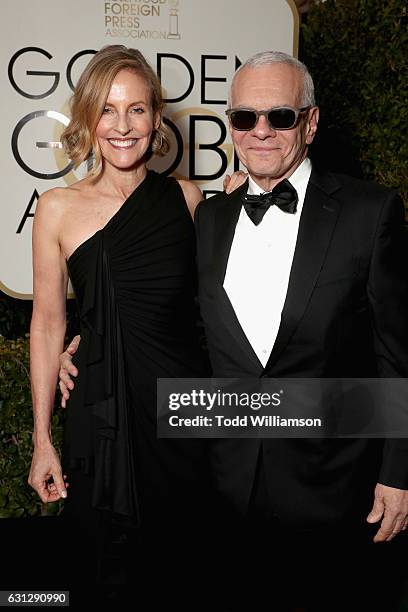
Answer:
[{"left": 28, "top": 46, "right": 213, "bottom": 600}]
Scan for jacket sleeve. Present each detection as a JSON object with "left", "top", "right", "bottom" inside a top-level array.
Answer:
[{"left": 367, "top": 191, "right": 408, "bottom": 488}]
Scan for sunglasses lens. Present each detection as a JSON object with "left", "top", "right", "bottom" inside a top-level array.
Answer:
[
  {"left": 230, "top": 110, "right": 257, "bottom": 130},
  {"left": 268, "top": 108, "right": 297, "bottom": 129}
]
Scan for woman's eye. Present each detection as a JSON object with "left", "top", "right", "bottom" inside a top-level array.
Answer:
[
  {"left": 132, "top": 107, "right": 144, "bottom": 113},
  {"left": 103, "top": 107, "right": 112, "bottom": 113}
]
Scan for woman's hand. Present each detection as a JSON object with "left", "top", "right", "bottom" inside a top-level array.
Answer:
[
  {"left": 223, "top": 171, "right": 248, "bottom": 194},
  {"left": 28, "top": 443, "right": 69, "bottom": 502}
]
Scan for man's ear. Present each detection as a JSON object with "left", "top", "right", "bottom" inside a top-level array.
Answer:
[{"left": 305, "top": 106, "right": 319, "bottom": 145}]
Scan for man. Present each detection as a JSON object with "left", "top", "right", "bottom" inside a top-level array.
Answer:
[
  {"left": 196, "top": 49, "right": 408, "bottom": 528},
  {"left": 60, "top": 52, "right": 408, "bottom": 608},
  {"left": 193, "top": 51, "right": 408, "bottom": 609}
]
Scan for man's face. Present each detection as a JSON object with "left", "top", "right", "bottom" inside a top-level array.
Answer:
[{"left": 229, "top": 63, "right": 319, "bottom": 189}]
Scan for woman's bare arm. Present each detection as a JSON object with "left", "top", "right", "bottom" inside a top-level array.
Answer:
[{"left": 28, "top": 188, "right": 69, "bottom": 501}]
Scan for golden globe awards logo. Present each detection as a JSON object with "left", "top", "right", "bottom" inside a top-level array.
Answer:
[{"left": 104, "top": 0, "right": 181, "bottom": 40}]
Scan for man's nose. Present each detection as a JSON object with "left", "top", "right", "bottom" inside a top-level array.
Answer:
[{"left": 253, "top": 114, "right": 276, "bottom": 138}]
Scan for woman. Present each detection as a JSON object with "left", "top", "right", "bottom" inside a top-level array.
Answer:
[{"left": 28, "top": 45, "right": 218, "bottom": 601}]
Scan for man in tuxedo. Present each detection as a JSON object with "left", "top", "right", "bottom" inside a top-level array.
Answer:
[{"left": 194, "top": 51, "right": 408, "bottom": 609}]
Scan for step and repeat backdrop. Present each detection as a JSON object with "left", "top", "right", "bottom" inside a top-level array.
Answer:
[{"left": 0, "top": 0, "right": 297, "bottom": 297}]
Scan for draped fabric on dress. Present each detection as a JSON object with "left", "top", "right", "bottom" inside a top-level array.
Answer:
[{"left": 62, "top": 171, "right": 210, "bottom": 533}]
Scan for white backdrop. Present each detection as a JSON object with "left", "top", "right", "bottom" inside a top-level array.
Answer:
[{"left": 0, "top": 0, "right": 298, "bottom": 297}]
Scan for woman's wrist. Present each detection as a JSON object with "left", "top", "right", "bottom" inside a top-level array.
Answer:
[{"left": 32, "top": 430, "right": 53, "bottom": 448}]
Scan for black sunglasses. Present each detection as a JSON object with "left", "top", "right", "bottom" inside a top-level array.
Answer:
[{"left": 225, "top": 106, "right": 311, "bottom": 131}]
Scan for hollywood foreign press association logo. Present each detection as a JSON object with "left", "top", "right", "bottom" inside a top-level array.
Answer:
[
  {"left": 104, "top": 0, "right": 182, "bottom": 41},
  {"left": 168, "top": 0, "right": 181, "bottom": 39}
]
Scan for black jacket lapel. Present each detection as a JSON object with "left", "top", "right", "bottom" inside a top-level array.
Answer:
[
  {"left": 213, "top": 181, "right": 247, "bottom": 285},
  {"left": 264, "top": 170, "right": 342, "bottom": 373},
  {"left": 213, "top": 181, "right": 264, "bottom": 372}
]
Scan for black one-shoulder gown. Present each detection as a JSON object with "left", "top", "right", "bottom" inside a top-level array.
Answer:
[{"left": 61, "top": 171, "right": 211, "bottom": 595}]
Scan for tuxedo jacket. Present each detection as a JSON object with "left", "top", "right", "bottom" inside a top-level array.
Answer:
[{"left": 195, "top": 169, "right": 408, "bottom": 528}]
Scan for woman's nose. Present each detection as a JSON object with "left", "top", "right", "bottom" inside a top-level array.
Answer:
[{"left": 115, "top": 113, "right": 131, "bottom": 135}]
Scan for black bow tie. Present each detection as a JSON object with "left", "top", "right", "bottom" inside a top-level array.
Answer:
[{"left": 242, "top": 179, "right": 298, "bottom": 225}]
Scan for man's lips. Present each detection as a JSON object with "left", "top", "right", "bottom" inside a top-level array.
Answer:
[{"left": 249, "top": 147, "right": 280, "bottom": 154}]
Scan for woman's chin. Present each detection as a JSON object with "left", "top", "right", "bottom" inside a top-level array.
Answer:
[{"left": 104, "top": 155, "right": 148, "bottom": 171}]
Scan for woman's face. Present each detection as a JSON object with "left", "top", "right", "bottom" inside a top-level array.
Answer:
[{"left": 95, "top": 68, "right": 159, "bottom": 170}]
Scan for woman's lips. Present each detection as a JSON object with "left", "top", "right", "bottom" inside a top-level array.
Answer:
[{"left": 108, "top": 138, "right": 137, "bottom": 149}]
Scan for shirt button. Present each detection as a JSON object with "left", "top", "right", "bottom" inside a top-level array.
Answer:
[{"left": 262, "top": 349, "right": 268, "bottom": 354}]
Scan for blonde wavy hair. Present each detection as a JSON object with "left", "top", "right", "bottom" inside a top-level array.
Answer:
[{"left": 61, "top": 45, "right": 169, "bottom": 172}]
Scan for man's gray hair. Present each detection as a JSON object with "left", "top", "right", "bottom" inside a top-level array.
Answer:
[{"left": 231, "top": 50, "right": 315, "bottom": 107}]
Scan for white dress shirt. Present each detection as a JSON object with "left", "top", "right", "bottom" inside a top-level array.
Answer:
[{"left": 223, "top": 157, "right": 312, "bottom": 367}]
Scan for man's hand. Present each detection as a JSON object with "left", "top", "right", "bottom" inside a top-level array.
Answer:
[
  {"left": 367, "top": 483, "right": 408, "bottom": 542},
  {"left": 59, "top": 335, "right": 80, "bottom": 408},
  {"left": 223, "top": 171, "right": 248, "bottom": 194}
]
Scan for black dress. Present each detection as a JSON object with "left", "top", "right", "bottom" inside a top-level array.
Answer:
[{"left": 61, "top": 171, "right": 211, "bottom": 596}]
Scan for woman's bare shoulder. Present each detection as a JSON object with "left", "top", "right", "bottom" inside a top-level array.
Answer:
[
  {"left": 176, "top": 179, "right": 203, "bottom": 218},
  {"left": 177, "top": 179, "right": 202, "bottom": 201},
  {"left": 36, "top": 177, "right": 93, "bottom": 212}
]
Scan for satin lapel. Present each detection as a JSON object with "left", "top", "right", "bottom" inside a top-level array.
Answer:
[
  {"left": 264, "top": 171, "right": 342, "bottom": 372},
  {"left": 213, "top": 181, "right": 263, "bottom": 372},
  {"left": 213, "top": 182, "right": 247, "bottom": 285}
]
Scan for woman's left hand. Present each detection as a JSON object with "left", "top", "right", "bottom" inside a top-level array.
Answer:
[{"left": 223, "top": 171, "right": 248, "bottom": 194}]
